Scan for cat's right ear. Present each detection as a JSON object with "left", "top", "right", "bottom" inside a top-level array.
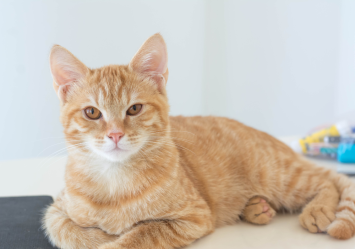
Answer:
[{"left": 49, "top": 45, "right": 89, "bottom": 102}]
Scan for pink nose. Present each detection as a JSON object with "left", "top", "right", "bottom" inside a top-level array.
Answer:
[{"left": 107, "top": 132, "right": 124, "bottom": 144}]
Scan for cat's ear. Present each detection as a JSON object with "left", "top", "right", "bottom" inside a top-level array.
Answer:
[
  {"left": 129, "top": 33, "right": 169, "bottom": 91},
  {"left": 49, "top": 45, "right": 89, "bottom": 102}
]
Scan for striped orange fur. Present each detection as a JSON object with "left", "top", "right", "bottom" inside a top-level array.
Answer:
[{"left": 43, "top": 34, "right": 355, "bottom": 249}]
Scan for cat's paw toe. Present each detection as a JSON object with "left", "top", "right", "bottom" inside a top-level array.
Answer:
[
  {"left": 299, "top": 206, "right": 335, "bottom": 233},
  {"left": 243, "top": 197, "right": 276, "bottom": 225}
]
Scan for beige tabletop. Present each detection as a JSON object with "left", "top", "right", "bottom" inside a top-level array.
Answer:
[{"left": 1, "top": 154, "right": 355, "bottom": 248}]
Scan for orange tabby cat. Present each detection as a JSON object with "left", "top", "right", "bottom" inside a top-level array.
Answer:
[{"left": 43, "top": 34, "right": 355, "bottom": 249}]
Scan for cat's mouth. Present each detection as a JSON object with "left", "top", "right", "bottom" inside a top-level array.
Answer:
[
  {"left": 110, "top": 147, "right": 127, "bottom": 152},
  {"left": 86, "top": 141, "right": 135, "bottom": 162},
  {"left": 95, "top": 146, "right": 133, "bottom": 162},
  {"left": 104, "top": 144, "right": 128, "bottom": 153}
]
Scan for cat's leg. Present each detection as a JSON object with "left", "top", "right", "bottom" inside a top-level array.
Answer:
[
  {"left": 43, "top": 192, "right": 117, "bottom": 249},
  {"left": 98, "top": 199, "right": 214, "bottom": 249},
  {"left": 242, "top": 196, "right": 276, "bottom": 225},
  {"left": 99, "top": 218, "right": 213, "bottom": 249},
  {"left": 298, "top": 169, "right": 355, "bottom": 238},
  {"left": 327, "top": 172, "right": 355, "bottom": 239},
  {"left": 298, "top": 180, "right": 339, "bottom": 233}
]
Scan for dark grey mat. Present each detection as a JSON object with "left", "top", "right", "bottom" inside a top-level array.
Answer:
[{"left": 0, "top": 196, "right": 57, "bottom": 249}]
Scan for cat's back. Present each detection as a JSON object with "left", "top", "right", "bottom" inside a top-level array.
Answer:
[
  {"left": 169, "top": 115, "right": 267, "bottom": 172},
  {"left": 170, "top": 115, "right": 246, "bottom": 140},
  {"left": 170, "top": 115, "right": 293, "bottom": 162},
  {"left": 169, "top": 115, "right": 275, "bottom": 154}
]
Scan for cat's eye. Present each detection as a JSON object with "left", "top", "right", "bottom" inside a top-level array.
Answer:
[
  {"left": 84, "top": 107, "right": 102, "bottom": 120},
  {"left": 127, "top": 104, "right": 142, "bottom": 116}
]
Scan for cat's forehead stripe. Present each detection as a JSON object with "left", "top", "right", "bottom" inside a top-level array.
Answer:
[
  {"left": 98, "top": 88, "right": 106, "bottom": 107},
  {"left": 89, "top": 66, "right": 127, "bottom": 107}
]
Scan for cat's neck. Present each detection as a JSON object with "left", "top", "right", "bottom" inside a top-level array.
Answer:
[{"left": 64, "top": 138, "right": 180, "bottom": 205}]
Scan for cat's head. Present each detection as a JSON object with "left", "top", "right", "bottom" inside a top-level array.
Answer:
[{"left": 50, "top": 34, "right": 170, "bottom": 163}]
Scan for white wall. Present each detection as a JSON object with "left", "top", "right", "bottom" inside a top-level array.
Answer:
[
  {"left": 336, "top": 0, "right": 355, "bottom": 117},
  {"left": 0, "top": 0, "right": 205, "bottom": 161},
  {"left": 203, "top": 0, "right": 341, "bottom": 136},
  {"left": 0, "top": 0, "right": 353, "bottom": 161}
]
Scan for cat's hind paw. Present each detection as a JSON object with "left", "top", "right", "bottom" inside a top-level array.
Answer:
[
  {"left": 242, "top": 196, "right": 276, "bottom": 225},
  {"left": 299, "top": 205, "right": 335, "bottom": 233}
]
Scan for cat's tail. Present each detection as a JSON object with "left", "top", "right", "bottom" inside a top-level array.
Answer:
[{"left": 327, "top": 171, "right": 355, "bottom": 239}]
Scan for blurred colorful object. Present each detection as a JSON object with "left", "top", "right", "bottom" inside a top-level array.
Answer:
[
  {"left": 338, "top": 137, "right": 355, "bottom": 163},
  {"left": 291, "top": 121, "right": 355, "bottom": 163}
]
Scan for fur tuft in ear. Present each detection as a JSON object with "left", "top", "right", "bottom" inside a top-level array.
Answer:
[
  {"left": 49, "top": 45, "right": 89, "bottom": 102},
  {"left": 129, "top": 33, "right": 169, "bottom": 91}
]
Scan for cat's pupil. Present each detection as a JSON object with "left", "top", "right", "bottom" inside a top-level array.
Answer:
[
  {"left": 91, "top": 108, "right": 94, "bottom": 115},
  {"left": 133, "top": 105, "right": 136, "bottom": 111}
]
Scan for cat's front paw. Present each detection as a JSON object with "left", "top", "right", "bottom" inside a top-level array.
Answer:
[
  {"left": 299, "top": 205, "right": 335, "bottom": 233},
  {"left": 242, "top": 196, "right": 276, "bottom": 225}
]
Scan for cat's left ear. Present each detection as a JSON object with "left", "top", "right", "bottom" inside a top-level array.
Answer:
[
  {"left": 129, "top": 33, "right": 169, "bottom": 91},
  {"left": 49, "top": 45, "right": 89, "bottom": 103}
]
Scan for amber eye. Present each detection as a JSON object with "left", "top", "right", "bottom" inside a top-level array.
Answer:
[
  {"left": 127, "top": 104, "right": 142, "bottom": 116},
  {"left": 84, "top": 107, "right": 102, "bottom": 120}
]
